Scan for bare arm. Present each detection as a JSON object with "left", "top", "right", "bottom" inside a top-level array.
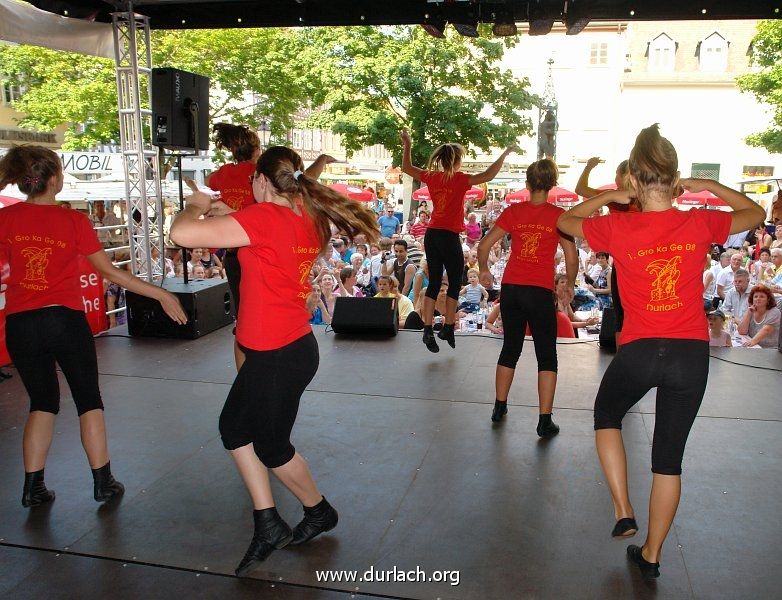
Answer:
[
  {"left": 304, "top": 154, "right": 337, "bottom": 180},
  {"left": 468, "top": 146, "right": 516, "bottom": 186},
  {"left": 737, "top": 308, "right": 751, "bottom": 335},
  {"left": 558, "top": 190, "right": 628, "bottom": 239},
  {"left": 86, "top": 251, "right": 187, "bottom": 324},
  {"left": 400, "top": 129, "right": 425, "bottom": 180},
  {"left": 680, "top": 178, "right": 765, "bottom": 234},
  {"left": 574, "top": 157, "right": 602, "bottom": 198},
  {"left": 401, "top": 264, "right": 416, "bottom": 296},
  {"left": 170, "top": 192, "right": 251, "bottom": 250},
  {"left": 703, "top": 270, "right": 714, "bottom": 292},
  {"left": 477, "top": 225, "right": 508, "bottom": 288},
  {"left": 560, "top": 235, "right": 579, "bottom": 289}
]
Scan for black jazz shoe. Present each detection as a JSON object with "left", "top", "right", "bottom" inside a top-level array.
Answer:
[
  {"left": 627, "top": 544, "right": 660, "bottom": 579},
  {"left": 290, "top": 497, "right": 339, "bottom": 546},
  {"left": 22, "top": 469, "right": 55, "bottom": 508},
  {"left": 612, "top": 517, "right": 638, "bottom": 538},
  {"left": 422, "top": 327, "right": 440, "bottom": 353},
  {"left": 437, "top": 323, "right": 456, "bottom": 348},
  {"left": 235, "top": 507, "right": 293, "bottom": 577},
  {"left": 92, "top": 461, "right": 125, "bottom": 502},
  {"left": 491, "top": 400, "right": 508, "bottom": 422}
]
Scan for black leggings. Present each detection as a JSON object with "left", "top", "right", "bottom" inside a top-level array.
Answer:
[
  {"left": 498, "top": 284, "right": 557, "bottom": 372},
  {"left": 224, "top": 251, "right": 241, "bottom": 317},
  {"left": 610, "top": 267, "right": 624, "bottom": 332},
  {"left": 424, "top": 228, "right": 463, "bottom": 301},
  {"left": 6, "top": 306, "right": 103, "bottom": 416},
  {"left": 219, "top": 332, "right": 318, "bottom": 468},
  {"left": 594, "top": 338, "right": 709, "bottom": 475}
]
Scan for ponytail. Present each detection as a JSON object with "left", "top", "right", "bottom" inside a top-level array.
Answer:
[
  {"left": 628, "top": 124, "right": 678, "bottom": 190},
  {"left": 213, "top": 123, "right": 260, "bottom": 162},
  {"left": 427, "top": 143, "right": 465, "bottom": 179},
  {"left": 0, "top": 145, "right": 61, "bottom": 197},
  {"left": 256, "top": 146, "right": 380, "bottom": 254}
]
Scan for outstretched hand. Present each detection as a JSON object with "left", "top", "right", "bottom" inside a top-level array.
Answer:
[
  {"left": 586, "top": 156, "right": 601, "bottom": 169},
  {"left": 400, "top": 129, "right": 411, "bottom": 146},
  {"left": 159, "top": 291, "right": 188, "bottom": 324}
]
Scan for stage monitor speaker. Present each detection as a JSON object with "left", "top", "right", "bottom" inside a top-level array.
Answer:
[
  {"left": 151, "top": 67, "right": 209, "bottom": 151},
  {"left": 598, "top": 306, "right": 617, "bottom": 350},
  {"left": 126, "top": 277, "right": 233, "bottom": 339},
  {"left": 331, "top": 297, "right": 398, "bottom": 336}
]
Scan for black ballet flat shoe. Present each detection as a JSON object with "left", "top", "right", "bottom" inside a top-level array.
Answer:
[
  {"left": 235, "top": 507, "right": 293, "bottom": 577},
  {"left": 422, "top": 327, "right": 440, "bottom": 353},
  {"left": 22, "top": 469, "right": 55, "bottom": 508},
  {"left": 627, "top": 544, "right": 660, "bottom": 579},
  {"left": 491, "top": 401, "right": 508, "bottom": 422},
  {"left": 536, "top": 418, "right": 560, "bottom": 438},
  {"left": 92, "top": 461, "right": 125, "bottom": 503},
  {"left": 290, "top": 496, "right": 339, "bottom": 546},
  {"left": 612, "top": 517, "right": 638, "bottom": 538},
  {"left": 437, "top": 323, "right": 456, "bottom": 348}
]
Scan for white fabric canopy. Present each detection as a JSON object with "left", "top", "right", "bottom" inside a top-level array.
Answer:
[{"left": 0, "top": 0, "right": 113, "bottom": 59}]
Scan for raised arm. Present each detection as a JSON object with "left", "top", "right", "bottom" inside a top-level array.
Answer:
[
  {"left": 469, "top": 146, "right": 517, "bottom": 186},
  {"left": 557, "top": 189, "right": 629, "bottom": 239},
  {"left": 400, "top": 129, "right": 425, "bottom": 180},
  {"left": 304, "top": 154, "right": 337, "bottom": 180},
  {"left": 170, "top": 185, "right": 250, "bottom": 250},
  {"left": 574, "top": 157, "right": 602, "bottom": 198},
  {"left": 680, "top": 178, "right": 765, "bottom": 234}
]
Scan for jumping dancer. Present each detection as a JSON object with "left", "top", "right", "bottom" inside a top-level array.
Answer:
[
  {"left": 171, "top": 146, "right": 378, "bottom": 576},
  {"left": 206, "top": 123, "right": 335, "bottom": 370},
  {"left": 0, "top": 146, "right": 187, "bottom": 507},
  {"left": 558, "top": 124, "right": 764, "bottom": 579},
  {"left": 400, "top": 129, "right": 515, "bottom": 352},
  {"left": 477, "top": 159, "right": 578, "bottom": 435}
]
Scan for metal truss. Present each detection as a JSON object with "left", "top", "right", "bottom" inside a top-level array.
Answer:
[{"left": 111, "top": 9, "right": 164, "bottom": 281}]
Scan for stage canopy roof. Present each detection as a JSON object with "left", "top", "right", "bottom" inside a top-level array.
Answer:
[{"left": 22, "top": 1, "right": 782, "bottom": 30}]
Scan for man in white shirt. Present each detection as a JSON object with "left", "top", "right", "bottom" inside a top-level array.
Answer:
[
  {"left": 721, "top": 269, "right": 751, "bottom": 321},
  {"left": 716, "top": 252, "right": 744, "bottom": 299}
]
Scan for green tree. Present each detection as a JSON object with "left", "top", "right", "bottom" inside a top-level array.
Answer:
[
  {"left": 737, "top": 20, "right": 782, "bottom": 153},
  {"left": 302, "top": 26, "right": 536, "bottom": 168},
  {"left": 0, "top": 29, "right": 323, "bottom": 150}
]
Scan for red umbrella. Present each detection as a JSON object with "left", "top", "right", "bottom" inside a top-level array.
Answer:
[
  {"left": 0, "top": 195, "right": 23, "bottom": 209},
  {"left": 506, "top": 186, "right": 579, "bottom": 205},
  {"left": 676, "top": 190, "right": 728, "bottom": 207},
  {"left": 328, "top": 183, "right": 375, "bottom": 202},
  {"left": 412, "top": 186, "right": 485, "bottom": 202}
]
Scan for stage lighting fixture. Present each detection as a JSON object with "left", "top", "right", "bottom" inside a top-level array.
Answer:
[
  {"left": 421, "top": 14, "right": 447, "bottom": 38},
  {"left": 528, "top": 0, "right": 556, "bottom": 36},
  {"left": 453, "top": 19, "right": 479, "bottom": 38},
  {"left": 564, "top": 0, "right": 590, "bottom": 35}
]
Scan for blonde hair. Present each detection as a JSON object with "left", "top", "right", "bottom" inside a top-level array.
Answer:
[
  {"left": 526, "top": 159, "right": 558, "bottom": 192},
  {"left": 467, "top": 268, "right": 479, "bottom": 277},
  {"left": 628, "top": 124, "right": 678, "bottom": 192},
  {"left": 0, "top": 145, "right": 61, "bottom": 197},
  {"left": 256, "top": 146, "right": 380, "bottom": 254},
  {"left": 427, "top": 143, "right": 465, "bottom": 179}
]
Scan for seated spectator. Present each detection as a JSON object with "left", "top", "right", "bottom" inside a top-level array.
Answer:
[
  {"left": 716, "top": 251, "right": 744, "bottom": 299},
  {"left": 192, "top": 264, "right": 207, "bottom": 279},
  {"left": 722, "top": 268, "right": 750, "bottom": 322},
  {"left": 375, "top": 275, "right": 416, "bottom": 328},
  {"left": 319, "top": 272, "right": 342, "bottom": 316},
  {"left": 167, "top": 248, "right": 184, "bottom": 277},
  {"left": 409, "top": 211, "right": 430, "bottom": 239},
  {"left": 339, "top": 266, "right": 365, "bottom": 298},
  {"left": 405, "top": 237, "right": 425, "bottom": 267},
  {"left": 737, "top": 284, "right": 781, "bottom": 348},
  {"left": 331, "top": 237, "right": 353, "bottom": 263},
  {"left": 409, "top": 259, "right": 429, "bottom": 307},
  {"left": 586, "top": 251, "right": 612, "bottom": 309},
  {"left": 458, "top": 268, "right": 488, "bottom": 313},
  {"left": 754, "top": 247, "right": 774, "bottom": 283},
  {"left": 555, "top": 273, "right": 598, "bottom": 332},
  {"left": 465, "top": 212, "right": 482, "bottom": 248},
  {"left": 200, "top": 247, "right": 223, "bottom": 276},
  {"left": 187, "top": 247, "right": 204, "bottom": 274},
  {"left": 485, "top": 301, "right": 503, "bottom": 335},
  {"left": 382, "top": 239, "right": 416, "bottom": 296},
  {"left": 307, "top": 283, "right": 330, "bottom": 325},
  {"left": 378, "top": 204, "right": 401, "bottom": 237},
  {"left": 707, "top": 310, "right": 731, "bottom": 347}
]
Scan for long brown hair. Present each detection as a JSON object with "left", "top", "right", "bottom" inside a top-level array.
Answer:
[
  {"left": 628, "top": 124, "right": 678, "bottom": 193},
  {"left": 427, "top": 143, "right": 465, "bottom": 179},
  {"left": 213, "top": 123, "right": 260, "bottom": 162},
  {"left": 255, "top": 146, "right": 379, "bottom": 253},
  {"left": 0, "top": 145, "right": 61, "bottom": 197}
]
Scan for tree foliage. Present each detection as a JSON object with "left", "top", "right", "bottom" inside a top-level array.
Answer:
[
  {"left": 737, "top": 20, "right": 782, "bottom": 154},
  {"left": 301, "top": 26, "right": 536, "bottom": 167}
]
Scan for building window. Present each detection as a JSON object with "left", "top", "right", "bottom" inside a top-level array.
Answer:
[
  {"left": 2, "top": 82, "right": 23, "bottom": 105},
  {"left": 589, "top": 42, "right": 608, "bottom": 65},
  {"left": 698, "top": 32, "right": 729, "bottom": 72},
  {"left": 691, "top": 163, "right": 720, "bottom": 181},
  {"left": 742, "top": 165, "right": 774, "bottom": 178},
  {"left": 647, "top": 34, "right": 676, "bottom": 72}
]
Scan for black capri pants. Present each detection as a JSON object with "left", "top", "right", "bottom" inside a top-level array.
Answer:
[
  {"left": 219, "top": 332, "right": 318, "bottom": 468},
  {"left": 424, "top": 228, "right": 463, "bottom": 301},
  {"left": 594, "top": 338, "right": 709, "bottom": 475},
  {"left": 610, "top": 266, "right": 624, "bottom": 332},
  {"left": 498, "top": 284, "right": 557, "bottom": 372},
  {"left": 6, "top": 306, "right": 103, "bottom": 416}
]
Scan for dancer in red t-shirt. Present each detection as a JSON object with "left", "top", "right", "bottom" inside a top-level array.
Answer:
[
  {"left": 0, "top": 146, "right": 187, "bottom": 508},
  {"left": 477, "top": 159, "right": 579, "bottom": 435},
  {"left": 400, "top": 128, "right": 516, "bottom": 352},
  {"left": 205, "top": 123, "right": 336, "bottom": 370},
  {"left": 558, "top": 125, "right": 764, "bottom": 580},
  {"left": 172, "top": 146, "right": 379, "bottom": 576}
]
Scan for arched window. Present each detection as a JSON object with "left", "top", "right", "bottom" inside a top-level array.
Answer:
[
  {"left": 647, "top": 33, "right": 676, "bottom": 72},
  {"left": 698, "top": 32, "right": 729, "bottom": 72}
]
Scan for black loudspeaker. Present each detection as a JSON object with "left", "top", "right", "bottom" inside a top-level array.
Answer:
[
  {"left": 126, "top": 278, "right": 233, "bottom": 339},
  {"left": 151, "top": 68, "right": 209, "bottom": 151},
  {"left": 331, "top": 297, "right": 398, "bottom": 336},
  {"left": 599, "top": 306, "right": 617, "bottom": 350}
]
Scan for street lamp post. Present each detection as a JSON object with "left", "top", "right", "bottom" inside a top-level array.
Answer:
[{"left": 259, "top": 119, "right": 271, "bottom": 150}]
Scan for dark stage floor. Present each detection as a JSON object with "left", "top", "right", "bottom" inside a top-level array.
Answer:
[{"left": 0, "top": 326, "right": 780, "bottom": 599}]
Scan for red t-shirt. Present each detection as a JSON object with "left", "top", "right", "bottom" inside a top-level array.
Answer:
[
  {"left": 229, "top": 202, "right": 321, "bottom": 351},
  {"left": 583, "top": 208, "right": 731, "bottom": 345},
  {"left": 0, "top": 203, "right": 103, "bottom": 315},
  {"left": 419, "top": 171, "right": 470, "bottom": 233},
  {"left": 209, "top": 161, "right": 256, "bottom": 212},
  {"left": 496, "top": 201, "right": 564, "bottom": 290}
]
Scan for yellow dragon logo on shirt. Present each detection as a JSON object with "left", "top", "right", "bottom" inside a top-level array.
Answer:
[
  {"left": 516, "top": 232, "right": 541, "bottom": 258},
  {"left": 21, "top": 247, "right": 52, "bottom": 284},
  {"left": 645, "top": 255, "right": 683, "bottom": 311}
]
